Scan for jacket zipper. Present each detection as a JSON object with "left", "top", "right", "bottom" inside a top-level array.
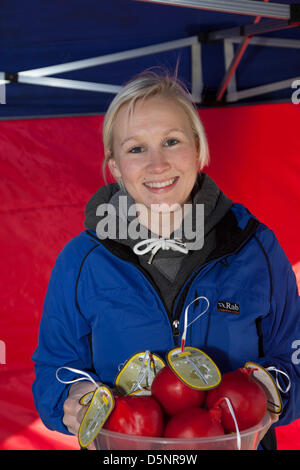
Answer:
[
  {"left": 170, "top": 219, "right": 260, "bottom": 346},
  {"left": 172, "top": 319, "right": 180, "bottom": 345},
  {"left": 171, "top": 261, "right": 218, "bottom": 347},
  {"left": 86, "top": 218, "right": 259, "bottom": 348}
]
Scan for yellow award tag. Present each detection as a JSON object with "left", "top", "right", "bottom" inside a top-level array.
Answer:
[
  {"left": 115, "top": 350, "right": 165, "bottom": 395},
  {"left": 244, "top": 361, "right": 282, "bottom": 414},
  {"left": 167, "top": 346, "right": 221, "bottom": 390},
  {"left": 78, "top": 386, "right": 114, "bottom": 448}
]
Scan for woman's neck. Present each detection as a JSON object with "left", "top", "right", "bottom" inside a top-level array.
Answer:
[{"left": 137, "top": 201, "right": 192, "bottom": 238}]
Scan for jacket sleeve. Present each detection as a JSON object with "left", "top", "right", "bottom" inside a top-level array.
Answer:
[
  {"left": 32, "top": 252, "right": 100, "bottom": 435},
  {"left": 254, "top": 226, "right": 300, "bottom": 427}
]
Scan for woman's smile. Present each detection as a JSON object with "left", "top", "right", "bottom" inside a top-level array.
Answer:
[{"left": 143, "top": 176, "right": 179, "bottom": 191}]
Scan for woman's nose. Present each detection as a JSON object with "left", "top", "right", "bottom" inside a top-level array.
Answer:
[{"left": 146, "top": 149, "right": 170, "bottom": 173}]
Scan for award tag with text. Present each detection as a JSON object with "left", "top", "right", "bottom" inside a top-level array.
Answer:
[
  {"left": 78, "top": 386, "right": 114, "bottom": 448},
  {"left": 115, "top": 350, "right": 165, "bottom": 395},
  {"left": 167, "top": 347, "right": 221, "bottom": 390},
  {"left": 244, "top": 361, "right": 282, "bottom": 414}
]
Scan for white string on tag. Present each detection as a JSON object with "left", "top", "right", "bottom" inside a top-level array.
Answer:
[
  {"left": 223, "top": 397, "right": 241, "bottom": 450},
  {"left": 266, "top": 366, "right": 291, "bottom": 393},
  {"left": 181, "top": 296, "right": 210, "bottom": 352},
  {"left": 128, "top": 350, "right": 152, "bottom": 395},
  {"left": 215, "top": 397, "right": 241, "bottom": 450},
  {"left": 56, "top": 366, "right": 100, "bottom": 390}
]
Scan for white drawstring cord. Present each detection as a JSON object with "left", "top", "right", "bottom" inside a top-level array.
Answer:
[{"left": 133, "top": 238, "right": 188, "bottom": 264}]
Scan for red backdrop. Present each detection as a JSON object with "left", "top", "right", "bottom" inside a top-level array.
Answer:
[{"left": 0, "top": 102, "right": 299, "bottom": 450}]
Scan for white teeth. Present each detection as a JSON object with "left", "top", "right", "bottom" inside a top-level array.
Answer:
[{"left": 144, "top": 177, "right": 177, "bottom": 188}]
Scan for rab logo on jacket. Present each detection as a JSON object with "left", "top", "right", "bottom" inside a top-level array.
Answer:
[{"left": 217, "top": 301, "right": 240, "bottom": 314}]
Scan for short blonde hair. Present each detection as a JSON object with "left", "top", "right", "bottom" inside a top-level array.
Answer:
[{"left": 102, "top": 69, "right": 210, "bottom": 180}]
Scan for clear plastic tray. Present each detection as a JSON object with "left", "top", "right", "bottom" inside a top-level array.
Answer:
[{"left": 94, "top": 411, "right": 271, "bottom": 450}]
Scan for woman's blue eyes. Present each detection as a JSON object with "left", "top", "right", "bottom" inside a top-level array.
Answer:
[
  {"left": 165, "top": 138, "right": 178, "bottom": 147},
  {"left": 129, "top": 146, "right": 144, "bottom": 154},
  {"left": 128, "top": 139, "right": 178, "bottom": 153}
]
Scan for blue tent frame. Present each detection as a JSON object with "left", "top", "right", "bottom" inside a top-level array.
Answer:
[{"left": 1, "top": 0, "right": 300, "bottom": 118}]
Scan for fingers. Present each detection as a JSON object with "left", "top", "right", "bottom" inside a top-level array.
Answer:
[
  {"left": 63, "top": 381, "right": 101, "bottom": 435},
  {"left": 63, "top": 395, "right": 84, "bottom": 435}
]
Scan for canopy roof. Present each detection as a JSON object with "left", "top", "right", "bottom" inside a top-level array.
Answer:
[{"left": 1, "top": 0, "right": 300, "bottom": 118}]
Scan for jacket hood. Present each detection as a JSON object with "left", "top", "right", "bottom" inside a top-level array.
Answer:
[{"left": 84, "top": 173, "right": 233, "bottom": 251}]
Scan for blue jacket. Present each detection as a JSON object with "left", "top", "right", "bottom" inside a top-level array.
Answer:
[{"left": 32, "top": 202, "right": 300, "bottom": 437}]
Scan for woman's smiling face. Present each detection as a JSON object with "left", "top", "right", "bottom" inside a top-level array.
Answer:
[{"left": 108, "top": 95, "right": 200, "bottom": 211}]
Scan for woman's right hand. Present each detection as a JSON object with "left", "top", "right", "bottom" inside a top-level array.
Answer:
[{"left": 63, "top": 380, "right": 101, "bottom": 436}]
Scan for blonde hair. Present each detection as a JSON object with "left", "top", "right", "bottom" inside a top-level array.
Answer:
[{"left": 102, "top": 69, "right": 210, "bottom": 181}]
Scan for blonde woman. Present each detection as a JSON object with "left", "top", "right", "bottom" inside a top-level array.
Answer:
[{"left": 32, "top": 70, "right": 300, "bottom": 450}]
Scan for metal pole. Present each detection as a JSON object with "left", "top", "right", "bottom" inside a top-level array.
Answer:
[
  {"left": 208, "top": 19, "right": 298, "bottom": 41},
  {"left": 18, "top": 76, "right": 123, "bottom": 94},
  {"left": 216, "top": 0, "right": 269, "bottom": 102},
  {"left": 226, "top": 76, "right": 300, "bottom": 101},
  {"left": 20, "top": 37, "right": 199, "bottom": 78},
  {"left": 223, "top": 40, "right": 237, "bottom": 99},
  {"left": 229, "top": 36, "right": 300, "bottom": 49},
  {"left": 191, "top": 42, "right": 203, "bottom": 102},
  {"left": 139, "top": 0, "right": 290, "bottom": 19}
]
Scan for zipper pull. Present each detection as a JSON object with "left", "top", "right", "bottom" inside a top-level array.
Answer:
[{"left": 172, "top": 319, "right": 180, "bottom": 346}]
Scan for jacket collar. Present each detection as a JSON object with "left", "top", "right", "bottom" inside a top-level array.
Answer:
[{"left": 86, "top": 207, "right": 259, "bottom": 266}]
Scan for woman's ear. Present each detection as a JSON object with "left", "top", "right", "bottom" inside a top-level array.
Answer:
[{"left": 107, "top": 156, "right": 121, "bottom": 180}]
